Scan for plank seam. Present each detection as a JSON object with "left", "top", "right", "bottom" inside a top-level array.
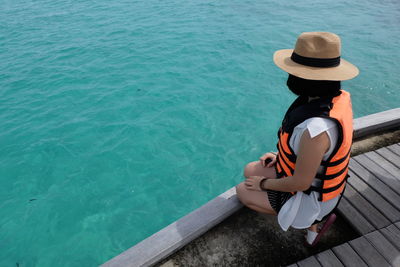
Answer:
[
  {"left": 363, "top": 231, "right": 396, "bottom": 265},
  {"left": 388, "top": 144, "right": 400, "bottom": 157},
  {"left": 331, "top": 243, "right": 368, "bottom": 267},
  {"left": 313, "top": 253, "right": 323, "bottom": 267},
  {"left": 364, "top": 151, "right": 400, "bottom": 181},
  {"left": 347, "top": 237, "right": 383, "bottom": 266},
  {"left": 345, "top": 174, "right": 394, "bottom": 224},
  {"left": 342, "top": 195, "right": 379, "bottom": 233},
  {"left": 315, "top": 249, "right": 344, "bottom": 267},
  {"left": 353, "top": 156, "right": 400, "bottom": 194},
  {"left": 375, "top": 149, "right": 400, "bottom": 171},
  {"left": 349, "top": 158, "right": 400, "bottom": 210},
  {"left": 379, "top": 227, "right": 400, "bottom": 253},
  {"left": 347, "top": 169, "right": 400, "bottom": 221},
  {"left": 336, "top": 200, "right": 369, "bottom": 235},
  {"left": 395, "top": 221, "right": 400, "bottom": 231}
]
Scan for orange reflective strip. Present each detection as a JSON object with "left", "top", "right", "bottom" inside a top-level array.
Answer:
[
  {"left": 277, "top": 139, "right": 295, "bottom": 176},
  {"left": 277, "top": 155, "right": 294, "bottom": 177},
  {"left": 329, "top": 91, "right": 353, "bottom": 162},
  {"left": 331, "top": 138, "right": 352, "bottom": 162},
  {"left": 322, "top": 182, "right": 346, "bottom": 202},
  {"left": 276, "top": 160, "right": 282, "bottom": 173},
  {"left": 326, "top": 153, "right": 350, "bottom": 175},
  {"left": 323, "top": 171, "right": 347, "bottom": 189},
  {"left": 278, "top": 141, "right": 295, "bottom": 170},
  {"left": 279, "top": 132, "right": 293, "bottom": 156}
]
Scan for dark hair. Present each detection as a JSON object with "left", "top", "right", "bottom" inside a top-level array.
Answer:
[{"left": 286, "top": 74, "right": 341, "bottom": 97}]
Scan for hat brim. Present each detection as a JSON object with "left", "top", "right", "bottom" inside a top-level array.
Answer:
[{"left": 273, "top": 49, "right": 359, "bottom": 81}]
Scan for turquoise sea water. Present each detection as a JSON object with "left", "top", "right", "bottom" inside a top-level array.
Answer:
[{"left": 1, "top": 0, "right": 399, "bottom": 265}]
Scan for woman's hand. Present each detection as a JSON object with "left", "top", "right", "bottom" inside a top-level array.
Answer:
[
  {"left": 244, "top": 176, "right": 265, "bottom": 191},
  {"left": 259, "top": 152, "right": 277, "bottom": 167}
]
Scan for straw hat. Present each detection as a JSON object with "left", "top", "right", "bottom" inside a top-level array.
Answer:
[{"left": 273, "top": 32, "right": 359, "bottom": 81}]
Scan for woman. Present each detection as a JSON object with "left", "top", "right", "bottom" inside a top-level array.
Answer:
[{"left": 236, "top": 32, "right": 359, "bottom": 246}]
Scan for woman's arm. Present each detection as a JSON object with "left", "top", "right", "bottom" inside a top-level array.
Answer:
[{"left": 245, "top": 129, "right": 330, "bottom": 192}]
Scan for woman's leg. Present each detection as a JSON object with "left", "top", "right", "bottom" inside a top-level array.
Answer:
[
  {"left": 243, "top": 160, "right": 277, "bottom": 179},
  {"left": 236, "top": 183, "right": 277, "bottom": 215},
  {"left": 236, "top": 161, "right": 278, "bottom": 215},
  {"left": 308, "top": 224, "right": 318, "bottom": 232}
]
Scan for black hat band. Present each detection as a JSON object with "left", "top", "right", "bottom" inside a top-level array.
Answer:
[{"left": 291, "top": 52, "right": 340, "bottom": 68}]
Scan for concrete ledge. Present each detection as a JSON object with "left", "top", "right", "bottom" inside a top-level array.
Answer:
[
  {"left": 102, "top": 108, "right": 400, "bottom": 267},
  {"left": 353, "top": 108, "right": 400, "bottom": 139}
]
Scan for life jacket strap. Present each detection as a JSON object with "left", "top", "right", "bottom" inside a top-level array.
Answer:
[
  {"left": 320, "top": 149, "right": 351, "bottom": 167},
  {"left": 316, "top": 161, "right": 349, "bottom": 180},
  {"left": 304, "top": 174, "right": 350, "bottom": 195}
]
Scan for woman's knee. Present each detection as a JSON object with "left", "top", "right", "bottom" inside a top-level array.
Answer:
[
  {"left": 243, "top": 161, "right": 260, "bottom": 178},
  {"left": 236, "top": 182, "right": 245, "bottom": 201},
  {"left": 236, "top": 182, "right": 250, "bottom": 205}
]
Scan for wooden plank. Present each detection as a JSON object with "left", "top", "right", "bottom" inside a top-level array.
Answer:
[
  {"left": 349, "top": 236, "right": 390, "bottom": 266},
  {"left": 343, "top": 183, "right": 389, "bottom": 229},
  {"left": 388, "top": 143, "right": 400, "bottom": 156},
  {"left": 365, "top": 151, "right": 400, "bottom": 181},
  {"left": 380, "top": 224, "right": 400, "bottom": 250},
  {"left": 332, "top": 243, "right": 367, "bottom": 267},
  {"left": 376, "top": 146, "right": 400, "bottom": 168},
  {"left": 353, "top": 108, "right": 400, "bottom": 139},
  {"left": 348, "top": 170, "right": 400, "bottom": 222},
  {"left": 286, "top": 264, "right": 298, "bottom": 267},
  {"left": 315, "top": 249, "right": 344, "bottom": 267},
  {"left": 365, "top": 230, "right": 400, "bottom": 266},
  {"left": 337, "top": 197, "right": 375, "bottom": 235},
  {"left": 354, "top": 154, "right": 400, "bottom": 194},
  {"left": 297, "top": 256, "right": 321, "bottom": 267},
  {"left": 349, "top": 158, "right": 400, "bottom": 209}
]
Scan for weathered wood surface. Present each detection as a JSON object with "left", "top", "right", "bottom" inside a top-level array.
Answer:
[
  {"left": 380, "top": 224, "right": 400, "bottom": 250},
  {"left": 336, "top": 197, "right": 375, "bottom": 235},
  {"left": 342, "top": 148, "right": 400, "bottom": 234},
  {"left": 347, "top": 169, "right": 400, "bottom": 222},
  {"left": 302, "top": 224, "right": 400, "bottom": 267},
  {"left": 297, "top": 256, "right": 321, "bottom": 267},
  {"left": 315, "top": 249, "right": 344, "bottom": 267},
  {"left": 366, "top": 150, "right": 400, "bottom": 181},
  {"left": 365, "top": 230, "right": 400, "bottom": 266},
  {"left": 295, "top": 142, "right": 400, "bottom": 267},
  {"left": 375, "top": 146, "right": 400, "bottom": 170},
  {"left": 349, "top": 236, "right": 390, "bottom": 267},
  {"left": 331, "top": 243, "right": 367, "bottom": 267},
  {"left": 342, "top": 183, "right": 389, "bottom": 229},
  {"left": 349, "top": 158, "right": 400, "bottom": 210},
  {"left": 354, "top": 153, "right": 400, "bottom": 195},
  {"left": 388, "top": 143, "right": 400, "bottom": 156},
  {"left": 352, "top": 108, "right": 400, "bottom": 138}
]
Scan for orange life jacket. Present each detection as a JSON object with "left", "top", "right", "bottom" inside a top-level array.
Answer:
[{"left": 276, "top": 90, "right": 353, "bottom": 202}]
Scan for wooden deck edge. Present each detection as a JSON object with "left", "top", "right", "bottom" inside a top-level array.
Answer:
[
  {"left": 101, "top": 187, "right": 241, "bottom": 267},
  {"left": 101, "top": 108, "right": 400, "bottom": 267},
  {"left": 353, "top": 108, "right": 400, "bottom": 139}
]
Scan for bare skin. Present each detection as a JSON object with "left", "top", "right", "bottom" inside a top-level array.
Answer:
[
  {"left": 236, "top": 160, "right": 277, "bottom": 215},
  {"left": 236, "top": 129, "right": 330, "bottom": 233}
]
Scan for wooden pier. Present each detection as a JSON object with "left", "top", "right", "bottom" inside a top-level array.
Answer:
[{"left": 291, "top": 143, "right": 400, "bottom": 266}]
